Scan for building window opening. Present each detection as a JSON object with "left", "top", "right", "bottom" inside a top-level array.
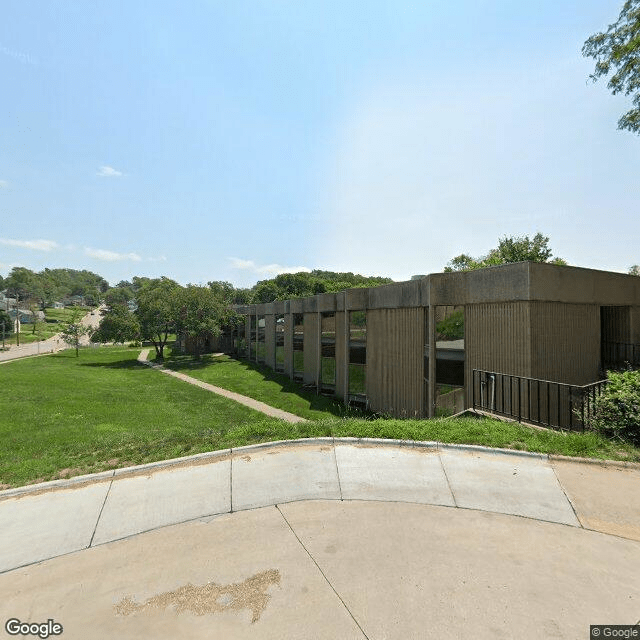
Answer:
[
  {"left": 275, "top": 314, "right": 285, "bottom": 373},
  {"left": 249, "top": 315, "right": 257, "bottom": 361},
  {"left": 293, "top": 313, "right": 304, "bottom": 382},
  {"left": 257, "top": 315, "right": 266, "bottom": 363},
  {"left": 321, "top": 312, "right": 336, "bottom": 394},
  {"left": 425, "top": 305, "right": 465, "bottom": 417},
  {"left": 348, "top": 310, "right": 367, "bottom": 405}
]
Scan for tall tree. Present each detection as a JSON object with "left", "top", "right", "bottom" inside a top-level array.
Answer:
[
  {"left": 444, "top": 233, "right": 566, "bottom": 272},
  {"left": 630, "top": 265, "right": 640, "bottom": 276},
  {"left": 175, "top": 285, "right": 236, "bottom": 360},
  {"left": 583, "top": 0, "right": 640, "bottom": 133},
  {"left": 135, "top": 278, "right": 181, "bottom": 359},
  {"left": 92, "top": 306, "right": 140, "bottom": 344}
]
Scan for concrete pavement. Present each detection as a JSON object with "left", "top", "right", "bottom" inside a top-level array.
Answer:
[{"left": 1, "top": 440, "right": 639, "bottom": 639}]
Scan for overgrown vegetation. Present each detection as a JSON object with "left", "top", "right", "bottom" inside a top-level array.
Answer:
[
  {"left": 586, "top": 370, "right": 640, "bottom": 446},
  {"left": 444, "top": 233, "right": 566, "bottom": 272}
]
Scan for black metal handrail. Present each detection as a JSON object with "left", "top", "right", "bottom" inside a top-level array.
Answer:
[{"left": 472, "top": 369, "right": 608, "bottom": 431}]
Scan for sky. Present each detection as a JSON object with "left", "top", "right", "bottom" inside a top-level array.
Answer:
[{"left": 0, "top": 1, "right": 638, "bottom": 288}]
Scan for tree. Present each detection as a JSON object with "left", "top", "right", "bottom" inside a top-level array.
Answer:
[
  {"left": 104, "top": 287, "right": 134, "bottom": 308},
  {"left": 60, "top": 310, "right": 92, "bottom": 357},
  {"left": 92, "top": 306, "right": 140, "bottom": 344},
  {"left": 629, "top": 265, "right": 640, "bottom": 276},
  {"left": 175, "top": 285, "right": 235, "bottom": 360},
  {"left": 135, "top": 278, "right": 181, "bottom": 359},
  {"left": 4, "top": 267, "right": 39, "bottom": 302},
  {"left": 0, "top": 309, "right": 12, "bottom": 337},
  {"left": 444, "top": 233, "right": 566, "bottom": 272},
  {"left": 583, "top": 0, "right": 640, "bottom": 134}
]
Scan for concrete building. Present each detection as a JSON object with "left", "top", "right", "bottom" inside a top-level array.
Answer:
[{"left": 228, "top": 263, "right": 640, "bottom": 429}]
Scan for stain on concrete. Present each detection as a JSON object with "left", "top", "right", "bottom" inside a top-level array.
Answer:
[{"left": 114, "top": 569, "right": 281, "bottom": 623}]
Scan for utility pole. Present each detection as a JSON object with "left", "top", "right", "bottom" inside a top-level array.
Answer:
[{"left": 1, "top": 321, "right": 4, "bottom": 350}]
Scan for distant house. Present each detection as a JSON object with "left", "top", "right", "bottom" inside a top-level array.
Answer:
[
  {"left": 65, "top": 295, "right": 85, "bottom": 307},
  {"left": 8, "top": 309, "right": 45, "bottom": 324},
  {"left": 48, "top": 301, "right": 65, "bottom": 309}
]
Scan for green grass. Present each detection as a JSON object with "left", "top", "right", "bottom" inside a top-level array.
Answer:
[
  {"left": 165, "top": 351, "right": 354, "bottom": 420},
  {"left": 0, "top": 347, "right": 292, "bottom": 487},
  {"left": 2, "top": 346, "right": 639, "bottom": 488}
]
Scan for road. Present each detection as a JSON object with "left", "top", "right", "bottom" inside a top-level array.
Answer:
[{"left": 0, "top": 308, "right": 103, "bottom": 363}]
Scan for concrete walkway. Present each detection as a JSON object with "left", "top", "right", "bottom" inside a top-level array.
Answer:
[
  {"left": 1, "top": 440, "right": 639, "bottom": 639},
  {"left": 137, "top": 348, "right": 306, "bottom": 423}
]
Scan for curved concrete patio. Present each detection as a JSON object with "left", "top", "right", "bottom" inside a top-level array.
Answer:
[{"left": 1, "top": 440, "right": 639, "bottom": 639}]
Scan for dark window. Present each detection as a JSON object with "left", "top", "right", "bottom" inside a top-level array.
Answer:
[
  {"left": 349, "top": 310, "right": 366, "bottom": 403},
  {"left": 321, "top": 312, "right": 336, "bottom": 394}
]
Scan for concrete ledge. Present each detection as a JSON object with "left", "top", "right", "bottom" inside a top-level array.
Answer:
[
  {"left": 2, "top": 438, "right": 637, "bottom": 499},
  {"left": 113, "top": 448, "right": 232, "bottom": 478},
  {"left": 548, "top": 454, "right": 640, "bottom": 470},
  {"left": 232, "top": 438, "right": 335, "bottom": 454},
  {"left": 437, "top": 443, "right": 548, "bottom": 459},
  {"left": 0, "top": 470, "right": 116, "bottom": 501}
]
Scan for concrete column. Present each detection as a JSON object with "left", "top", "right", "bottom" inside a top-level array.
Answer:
[
  {"left": 284, "top": 313, "right": 293, "bottom": 378},
  {"left": 428, "top": 304, "right": 436, "bottom": 418},
  {"left": 343, "top": 295, "right": 350, "bottom": 405},
  {"left": 316, "top": 311, "right": 322, "bottom": 393}
]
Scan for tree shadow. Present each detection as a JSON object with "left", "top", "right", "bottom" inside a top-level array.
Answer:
[{"left": 79, "top": 359, "right": 144, "bottom": 370}]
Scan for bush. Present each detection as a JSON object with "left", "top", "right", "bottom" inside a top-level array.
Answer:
[
  {"left": 436, "top": 310, "right": 464, "bottom": 340},
  {"left": 588, "top": 370, "right": 640, "bottom": 446}
]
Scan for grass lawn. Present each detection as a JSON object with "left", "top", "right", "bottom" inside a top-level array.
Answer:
[
  {"left": 1, "top": 346, "right": 638, "bottom": 488},
  {"left": 0, "top": 347, "right": 307, "bottom": 488},
  {"left": 165, "top": 351, "right": 355, "bottom": 420}
]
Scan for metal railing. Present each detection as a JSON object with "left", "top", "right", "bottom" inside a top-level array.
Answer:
[
  {"left": 472, "top": 369, "right": 608, "bottom": 431},
  {"left": 602, "top": 341, "right": 640, "bottom": 370}
]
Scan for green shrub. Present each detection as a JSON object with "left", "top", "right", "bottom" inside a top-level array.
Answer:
[
  {"left": 588, "top": 370, "right": 640, "bottom": 446},
  {"left": 436, "top": 310, "right": 464, "bottom": 340}
]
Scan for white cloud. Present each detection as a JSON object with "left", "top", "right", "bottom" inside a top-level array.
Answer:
[
  {"left": 0, "top": 180, "right": 9, "bottom": 189},
  {"left": 96, "top": 165, "right": 123, "bottom": 177},
  {"left": 228, "top": 257, "right": 311, "bottom": 276},
  {"left": 0, "top": 238, "right": 58, "bottom": 251},
  {"left": 84, "top": 247, "right": 142, "bottom": 262}
]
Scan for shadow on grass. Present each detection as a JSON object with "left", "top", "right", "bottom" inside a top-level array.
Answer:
[
  {"left": 79, "top": 359, "right": 143, "bottom": 370},
  {"left": 165, "top": 352, "right": 371, "bottom": 419}
]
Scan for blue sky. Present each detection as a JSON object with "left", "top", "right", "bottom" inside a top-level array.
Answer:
[{"left": 1, "top": 1, "right": 638, "bottom": 287}]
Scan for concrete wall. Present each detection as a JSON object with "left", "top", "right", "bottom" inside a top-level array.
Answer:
[
  {"left": 529, "top": 302, "right": 600, "bottom": 385},
  {"left": 367, "top": 307, "right": 425, "bottom": 417},
  {"left": 234, "top": 263, "right": 640, "bottom": 419}
]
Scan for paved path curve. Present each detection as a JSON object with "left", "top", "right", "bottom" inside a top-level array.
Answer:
[
  {"left": 1, "top": 440, "right": 639, "bottom": 639},
  {"left": 0, "top": 308, "right": 102, "bottom": 363},
  {"left": 137, "top": 348, "right": 306, "bottom": 423}
]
